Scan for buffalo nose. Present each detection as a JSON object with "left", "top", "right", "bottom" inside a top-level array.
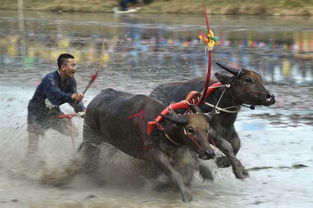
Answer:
[
  {"left": 199, "top": 150, "right": 215, "bottom": 160},
  {"left": 267, "top": 93, "right": 273, "bottom": 99},
  {"left": 206, "top": 150, "right": 215, "bottom": 159},
  {"left": 265, "top": 93, "right": 276, "bottom": 105}
]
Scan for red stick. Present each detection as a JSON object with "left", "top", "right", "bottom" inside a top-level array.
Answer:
[
  {"left": 198, "top": 4, "right": 213, "bottom": 106},
  {"left": 83, "top": 69, "right": 99, "bottom": 94},
  {"left": 73, "top": 68, "right": 99, "bottom": 107},
  {"left": 203, "top": 3, "right": 210, "bottom": 32}
]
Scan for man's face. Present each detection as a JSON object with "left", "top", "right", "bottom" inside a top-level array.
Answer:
[{"left": 60, "top": 58, "right": 77, "bottom": 79}]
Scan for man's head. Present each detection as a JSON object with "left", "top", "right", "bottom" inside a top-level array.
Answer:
[{"left": 57, "top": 53, "right": 77, "bottom": 79}]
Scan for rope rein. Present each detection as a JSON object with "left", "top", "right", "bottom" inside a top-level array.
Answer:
[
  {"left": 204, "top": 102, "right": 240, "bottom": 114},
  {"left": 183, "top": 128, "right": 204, "bottom": 151},
  {"left": 203, "top": 84, "right": 241, "bottom": 114},
  {"left": 183, "top": 128, "right": 209, "bottom": 153},
  {"left": 154, "top": 121, "right": 207, "bottom": 153},
  {"left": 155, "top": 122, "right": 181, "bottom": 147}
]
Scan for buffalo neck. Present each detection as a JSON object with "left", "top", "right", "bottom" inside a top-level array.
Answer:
[
  {"left": 203, "top": 86, "right": 240, "bottom": 126},
  {"left": 207, "top": 86, "right": 241, "bottom": 110}
]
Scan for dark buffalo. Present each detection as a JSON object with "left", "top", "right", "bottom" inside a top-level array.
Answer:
[
  {"left": 79, "top": 88, "right": 215, "bottom": 202},
  {"left": 150, "top": 62, "right": 276, "bottom": 179}
]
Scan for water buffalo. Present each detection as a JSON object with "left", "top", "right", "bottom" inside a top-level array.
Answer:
[
  {"left": 79, "top": 88, "right": 215, "bottom": 202},
  {"left": 150, "top": 62, "right": 276, "bottom": 179}
]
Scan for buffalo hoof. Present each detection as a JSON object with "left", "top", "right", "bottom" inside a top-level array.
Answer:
[
  {"left": 154, "top": 183, "right": 192, "bottom": 202},
  {"left": 85, "top": 172, "right": 106, "bottom": 186},
  {"left": 181, "top": 189, "right": 193, "bottom": 202},
  {"left": 95, "top": 177, "right": 106, "bottom": 186},
  {"left": 199, "top": 164, "right": 214, "bottom": 181},
  {"left": 215, "top": 156, "right": 231, "bottom": 168},
  {"left": 154, "top": 182, "right": 173, "bottom": 192},
  {"left": 233, "top": 160, "right": 249, "bottom": 179},
  {"left": 234, "top": 168, "right": 249, "bottom": 179}
]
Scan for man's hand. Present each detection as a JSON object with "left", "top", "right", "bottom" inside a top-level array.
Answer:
[
  {"left": 78, "top": 111, "right": 86, "bottom": 118},
  {"left": 71, "top": 92, "right": 84, "bottom": 102}
]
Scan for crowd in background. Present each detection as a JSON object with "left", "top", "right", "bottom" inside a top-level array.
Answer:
[{"left": 0, "top": 17, "right": 312, "bottom": 86}]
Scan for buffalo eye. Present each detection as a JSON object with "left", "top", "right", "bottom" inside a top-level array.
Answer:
[
  {"left": 186, "top": 126, "right": 195, "bottom": 134},
  {"left": 244, "top": 77, "right": 253, "bottom": 83}
]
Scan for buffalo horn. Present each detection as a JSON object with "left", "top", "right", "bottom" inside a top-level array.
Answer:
[
  {"left": 160, "top": 114, "right": 188, "bottom": 125},
  {"left": 216, "top": 62, "right": 240, "bottom": 76},
  {"left": 168, "top": 107, "right": 180, "bottom": 118}
]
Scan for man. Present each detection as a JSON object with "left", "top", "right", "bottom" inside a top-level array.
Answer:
[{"left": 26, "top": 53, "right": 85, "bottom": 156}]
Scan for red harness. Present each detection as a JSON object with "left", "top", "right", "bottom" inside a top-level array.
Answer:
[
  {"left": 146, "top": 100, "right": 190, "bottom": 135},
  {"left": 204, "top": 82, "right": 222, "bottom": 98},
  {"left": 185, "top": 82, "right": 222, "bottom": 105},
  {"left": 146, "top": 82, "right": 222, "bottom": 135}
]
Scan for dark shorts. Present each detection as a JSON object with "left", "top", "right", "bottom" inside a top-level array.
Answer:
[{"left": 27, "top": 107, "right": 71, "bottom": 136}]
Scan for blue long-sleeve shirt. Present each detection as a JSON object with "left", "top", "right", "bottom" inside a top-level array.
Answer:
[{"left": 28, "top": 70, "right": 85, "bottom": 115}]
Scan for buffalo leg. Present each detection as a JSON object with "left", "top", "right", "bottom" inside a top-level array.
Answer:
[
  {"left": 172, "top": 147, "right": 201, "bottom": 185},
  {"left": 199, "top": 163, "right": 214, "bottom": 181},
  {"left": 80, "top": 141, "right": 107, "bottom": 185},
  {"left": 215, "top": 137, "right": 248, "bottom": 179},
  {"left": 231, "top": 131, "right": 241, "bottom": 155},
  {"left": 148, "top": 150, "right": 192, "bottom": 202},
  {"left": 216, "top": 131, "right": 241, "bottom": 168},
  {"left": 81, "top": 142, "right": 100, "bottom": 173},
  {"left": 81, "top": 126, "right": 101, "bottom": 173}
]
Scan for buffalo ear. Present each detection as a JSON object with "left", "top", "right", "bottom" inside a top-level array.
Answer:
[
  {"left": 205, "top": 111, "right": 215, "bottom": 122},
  {"left": 189, "top": 105, "right": 202, "bottom": 114},
  {"left": 161, "top": 114, "right": 188, "bottom": 125},
  {"left": 215, "top": 72, "right": 232, "bottom": 84}
]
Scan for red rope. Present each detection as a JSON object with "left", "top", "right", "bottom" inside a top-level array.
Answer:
[
  {"left": 58, "top": 114, "right": 78, "bottom": 150},
  {"left": 58, "top": 113, "right": 78, "bottom": 119},
  {"left": 67, "top": 119, "right": 75, "bottom": 150},
  {"left": 185, "top": 133, "right": 203, "bottom": 151}
]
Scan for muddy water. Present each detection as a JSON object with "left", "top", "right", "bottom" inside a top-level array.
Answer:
[{"left": 0, "top": 10, "right": 313, "bottom": 208}]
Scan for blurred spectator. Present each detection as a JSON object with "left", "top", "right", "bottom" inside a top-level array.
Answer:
[{"left": 119, "top": 0, "right": 141, "bottom": 11}]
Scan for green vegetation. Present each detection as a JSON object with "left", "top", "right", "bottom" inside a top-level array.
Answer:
[{"left": 0, "top": 0, "right": 313, "bottom": 15}]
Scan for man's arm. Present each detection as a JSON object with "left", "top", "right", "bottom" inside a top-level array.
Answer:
[
  {"left": 68, "top": 78, "right": 86, "bottom": 112},
  {"left": 71, "top": 98, "right": 86, "bottom": 113},
  {"left": 43, "top": 74, "right": 73, "bottom": 106}
]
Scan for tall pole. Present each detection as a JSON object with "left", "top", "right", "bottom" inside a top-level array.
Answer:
[{"left": 17, "top": 0, "right": 26, "bottom": 60}]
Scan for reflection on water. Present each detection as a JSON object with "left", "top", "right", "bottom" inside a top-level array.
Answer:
[{"left": 0, "top": 11, "right": 312, "bottom": 89}]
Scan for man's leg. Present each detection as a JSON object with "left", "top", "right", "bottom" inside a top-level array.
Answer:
[
  {"left": 26, "top": 111, "right": 45, "bottom": 157},
  {"left": 26, "top": 132, "right": 40, "bottom": 157}
]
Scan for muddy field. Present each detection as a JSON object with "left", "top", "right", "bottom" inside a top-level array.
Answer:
[{"left": 0, "top": 82, "right": 312, "bottom": 208}]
